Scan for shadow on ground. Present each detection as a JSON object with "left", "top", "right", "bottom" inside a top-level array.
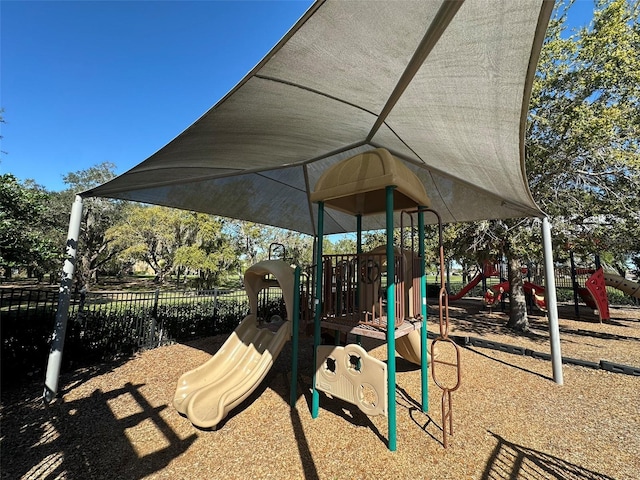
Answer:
[
  {"left": 482, "top": 431, "right": 616, "bottom": 480},
  {"left": 0, "top": 368, "right": 196, "bottom": 479},
  {"left": 441, "top": 299, "right": 640, "bottom": 345}
]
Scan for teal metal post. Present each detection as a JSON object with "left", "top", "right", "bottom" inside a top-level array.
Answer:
[
  {"left": 311, "top": 202, "right": 324, "bottom": 418},
  {"left": 418, "top": 208, "right": 428, "bottom": 412},
  {"left": 356, "top": 214, "right": 362, "bottom": 345},
  {"left": 385, "top": 186, "right": 397, "bottom": 451},
  {"left": 290, "top": 266, "right": 301, "bottom": 407}
]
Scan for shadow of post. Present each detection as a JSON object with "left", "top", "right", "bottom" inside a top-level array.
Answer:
[
  {"left": 481, "top": 431, "right": 616, "bottom": 480},
  {"left": 1, "top": 381, "right": 196, "bottom": 479}
]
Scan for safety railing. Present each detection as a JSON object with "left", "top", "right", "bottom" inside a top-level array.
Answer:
[{"left": 320, "top": 253, "right": 414, "bottom": 330}]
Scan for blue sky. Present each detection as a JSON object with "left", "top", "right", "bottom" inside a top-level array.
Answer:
[{"left": 1, "top": 0, "right": 595, "bottom": 192}]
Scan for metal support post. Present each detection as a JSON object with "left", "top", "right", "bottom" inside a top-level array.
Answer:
[
  {"left": 542, "top": 217, "right": 564, "bottom": 385},
  {"left": 44, "top": 195, "right": 83, "bottom": 402},
  {"left": 311, "top": 202, "right": 324, "bottom": 417},
  {"left": 418, "top": 208, "right": 428, "bottom": 412},
  {"left": 290, "top": 266, "right": 301, "bottom": 407},
  {"left": 385, "top": 186, "right": 397, "bottom": 451}
]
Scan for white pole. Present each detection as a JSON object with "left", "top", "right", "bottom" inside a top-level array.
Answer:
[
  {"left": 542, "top": 216, "right": 563, "bottom": 385},
  {"left": 43, "top": 195, "right": 83, "bottom": 402}
]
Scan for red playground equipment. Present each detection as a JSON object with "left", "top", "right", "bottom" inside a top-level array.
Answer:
[
  {"left": 483, "top": 265, "right": 610, "bottom": 321},
  {"left": 449, "top": 262, "right": 500, "bottom": 301},
  {"left": 573, "top": 267, "right": 610, "bottom": 322},
  {"left": 482, "top": 285, "right": 504, "bottom": 311},
  {"left": 484, "top": 280, "right": 547, "bottom": 312}
]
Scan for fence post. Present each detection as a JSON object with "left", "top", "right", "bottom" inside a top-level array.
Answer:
[
  {"left": 44, "top": 195, "right": 83, "bottom": 403},
  {"left": 213, "top": 288, "right": 219, "bottom": 333},
  {"left": 149, "top": 289, "right": 160, "bottom": 348}
]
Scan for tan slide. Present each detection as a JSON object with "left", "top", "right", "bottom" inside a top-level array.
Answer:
[
  {"left": 396, "top": 330, "right": 432, "bottom": 365},
  {"left": 603, "top": 273, "right": 640, "bottom": 299},
  {"left": 173, "top": 314, "right": 290, "bottom": 428},
  {"left": 173, "top": 260, "right": 295, "bottom": 429}
]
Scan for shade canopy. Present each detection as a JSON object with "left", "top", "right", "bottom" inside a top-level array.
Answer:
[{"left": 83, "top": 0, "right": 553, "bottom": 235}]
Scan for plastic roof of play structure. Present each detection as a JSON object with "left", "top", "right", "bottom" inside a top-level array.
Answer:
[{"left": 83, "top": 0, "right": 553, "bottom": 236}]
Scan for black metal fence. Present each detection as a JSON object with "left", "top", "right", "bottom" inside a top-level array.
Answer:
[{"left": 0, "top": 287, "right": 278, "bottom": 388}]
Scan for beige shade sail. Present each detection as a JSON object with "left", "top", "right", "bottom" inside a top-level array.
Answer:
[{"left": 83, "top": 0, "right": 553, "bottom": 235}]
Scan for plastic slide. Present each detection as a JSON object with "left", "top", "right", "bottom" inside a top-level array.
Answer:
[
  {"left": 523, "top": 281, "right": 547, "bottom": 311},
  {"left": 603, "top": 273, "right": 640, "bottom": 299},
  {"left": 448, "top": 274, "right": 483, "bottom": 301},
  {"left": 396, "top": 330, "right": 432, "bottom": 365},
  {"left": 173, "top": 314, "right": 290, "bottom": 428},
  {"left": 487, "top": 281, "right": 548, "bottom": 311},
  {"left": 585, "top": 268, "right": 610, "bottom": 321},
  {"left": 577, "top": 287, "right": 598, "bottom": 310},
  {"left": 522, "top": 282, "right": 546, "bottom": 312},
  {"left": 173, "top": 259, "right": 295, "bottom": 429}
]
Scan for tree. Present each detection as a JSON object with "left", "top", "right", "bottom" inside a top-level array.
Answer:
[
  {"left": 58, "top": 162, "right": 124, "bottom": 288},
  {"left": 446, "top": 0, "right": 640, "bottom": 332},
  {"left": 0, "top": 113, "right": 64, "bottom": 281},
  {"left": 229, "top": 220, "right": 315, "bottom": 267},
  {"left": 0, "top": 175, "right": 61, "bottom": 279},
  {"left": 527, "top": 0, "right": 640, "bottom": 271},
  {"left": 108, "top": 205, "right": 241, "bottom": 287},
  {"left": 174, "top": 214, "right": 241, "bottom": 289},
  {"left": 107, "top": 205, "right": 192, "bottom": 284}
]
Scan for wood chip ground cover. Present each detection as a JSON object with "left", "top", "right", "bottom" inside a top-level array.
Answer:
[{"left": 1, "top": 301, "right": 638, "bottom": 479}]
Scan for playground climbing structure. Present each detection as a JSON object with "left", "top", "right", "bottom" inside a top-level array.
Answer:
[{"left": 310, "top": 148, "right": 459, "bottom": 450}]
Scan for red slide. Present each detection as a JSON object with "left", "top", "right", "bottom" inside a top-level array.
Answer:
[
  {"left": 523, "top": 281, "right": 547, "bottom": 312},
  {"left": 577, "top": 287, "right": 597, "bottom": 310},
  {"left": 486, "top": 281, "right": 548, "bottom": 311},
  {"left": 448, "top": 274, "right": 483, "bottom": 301}
]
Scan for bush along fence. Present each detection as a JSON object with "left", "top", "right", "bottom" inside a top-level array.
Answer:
[{"left": 0, "top": 287, "right": 285, "bottom": 388}]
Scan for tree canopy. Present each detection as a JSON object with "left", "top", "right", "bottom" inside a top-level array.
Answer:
[
  {"left": 0, "top": 175, "right": 60, "bottom": 279},
  {"left": 527, "top": 0, "right": 640, "bottom": 268},
  {"left": 436, "top": 0, "right": 640, "bottom": 330}
]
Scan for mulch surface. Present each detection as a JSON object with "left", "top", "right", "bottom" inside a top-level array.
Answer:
[{"left": 2, "top": 299, "right": 639, "bottom": 479}]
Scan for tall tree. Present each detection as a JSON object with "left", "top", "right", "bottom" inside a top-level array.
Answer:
[
  {"left": 0, "top": 175, "right": 60, "bottom": 279},
  {"left": 229, "top": 220, "right": 315, "bottom": 267},
  {"left": 107, "top": 205, "right": 194, "bottom": 284},
  {"left": 59, "top": 162, "right": 123, "bottom": 287},
  {"left": 445, "top": 0, "right": 640, "bottom": 331},
  {"left": 108, "top": 205, "right": 242, "bottom": 287},
  {"left": 174, "top": 214, "right": 241, "bottom": 289},
  {"left": 527, "top": 0, "right": 640, "bottom": 269}
]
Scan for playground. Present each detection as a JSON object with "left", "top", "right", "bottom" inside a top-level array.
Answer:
[
  {"left": 2, "top": 299, "right": 638, "bottom": 479},
  {"left": 11, "top": 1, "right": 638, "bottom": 477},
  {"left": 26, "top": 142, "right": 639, "bottom": 479}
]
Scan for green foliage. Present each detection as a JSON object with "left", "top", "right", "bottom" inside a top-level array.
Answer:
[
  {"left": 527, "top": 0, "right": 640, "bottom": 267},
  {"left": 109, "top": 205, "right": 242, "bottom": 287},
  {"left": 0, "top": 174, "right": 61, "bottom": 278},
  {"left": 1, "top": 286, "right": 249, "bottom": 387},
  {"left": 174, "top": 213, "right": 241, "bottom": 288},
  {"left": 229, "top": 220, "right": 314, "bottom": 267},
  {"left": 436, "top": 1, "right": 640, "bottom": 329},
  {"left": 60, "top": 162, "right": 125, "bottom": 286}
]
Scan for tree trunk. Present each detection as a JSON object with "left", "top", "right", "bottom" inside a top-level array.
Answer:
[{"left": 506, "top": 255, "right": 529, "bottom": 332}]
